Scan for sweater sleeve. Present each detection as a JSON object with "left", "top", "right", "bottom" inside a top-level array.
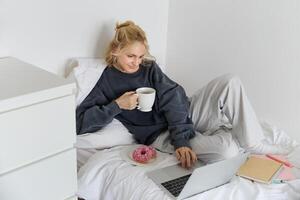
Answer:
[
  {"left": 76, "top": 83, "right": 122, "bottom": 135},
  {"left": 151, "top": 62, "right": 195, "bottom": 150}
]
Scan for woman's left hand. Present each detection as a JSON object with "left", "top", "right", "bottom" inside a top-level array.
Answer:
[{"left": 175, "top": 147, "right": 197, "bottom": 169}]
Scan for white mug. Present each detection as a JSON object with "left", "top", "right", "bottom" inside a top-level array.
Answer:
[{"left": 136, "top": 87, "right": 156, "bottom": 112}]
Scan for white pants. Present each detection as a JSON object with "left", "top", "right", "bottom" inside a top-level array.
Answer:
[{"left": 151, "top": 74, "right": 265, "bottom": 163}]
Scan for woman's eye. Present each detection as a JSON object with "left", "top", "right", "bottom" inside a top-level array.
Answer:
[{"left": 127, "top": 55, "right": 134, "bottom": 58}]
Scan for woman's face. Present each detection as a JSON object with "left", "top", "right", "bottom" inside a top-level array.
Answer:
[{"left": 114, "top": 42, "right": 146, "bottom": 73}]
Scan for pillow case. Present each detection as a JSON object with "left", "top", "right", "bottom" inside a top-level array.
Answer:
[
  {"left": 75, "top": 119, "right": 135, "bottom": 149},
  {"left": 67, "top": 58, "right": 135, "bottom": 149},
  {"left": 67, "top": 58, "right": 106, "bottom": 106}
]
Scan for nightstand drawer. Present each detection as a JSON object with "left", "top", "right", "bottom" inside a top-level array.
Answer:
[
  {"left": 0, "top": 95, "right": 76, "bottom": 174},
  {"left": 0, "top": 149, "right": 77, "bottom": 200}
]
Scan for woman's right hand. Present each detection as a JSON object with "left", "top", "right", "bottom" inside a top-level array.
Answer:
[{"left": 115, "top": 91, "right": 138, "bottom": 110}]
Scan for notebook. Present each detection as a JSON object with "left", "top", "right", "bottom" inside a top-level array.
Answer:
[{"left": 237, "top": 155, "right": 283, "bottom": 184}]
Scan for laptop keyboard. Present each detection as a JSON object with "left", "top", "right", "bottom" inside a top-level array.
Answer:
[{"left": 161, "top": 174, "right": 191, "bottom": 197}]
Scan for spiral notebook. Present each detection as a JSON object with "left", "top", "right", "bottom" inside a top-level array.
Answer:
[{"left": 237, "top": 155, "right": 283, "bottom": 184}]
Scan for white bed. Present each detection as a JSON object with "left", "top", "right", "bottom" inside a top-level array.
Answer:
[
  {"left": 71, "top": 58, "right": 300, "bottom": 200},
  {"left": 76, "top": 147, "right": 300, "bottom": 200},
  {"left": 75, "top": 119, "right": 300, "bottom": 200}
]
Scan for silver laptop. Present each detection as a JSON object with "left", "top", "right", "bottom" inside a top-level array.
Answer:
[{"left": 147, "top": 152, "right": 249, "bottom": 200}]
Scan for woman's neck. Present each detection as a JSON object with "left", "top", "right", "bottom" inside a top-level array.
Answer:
[{"left": 113, "top": 63, "right": 140, "bottom": 74}]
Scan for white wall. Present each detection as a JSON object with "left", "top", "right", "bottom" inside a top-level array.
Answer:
[
  {"left": 0, "top": 0, "right": 169, "bottom": 76},
  {"left": 166, "top": 0, "right": 300, "bottom": 142},
  {"left": 1, "top": 0, "right": 299, "bottom": 142}
]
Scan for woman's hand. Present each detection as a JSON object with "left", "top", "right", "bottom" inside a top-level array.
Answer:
[
  {"left": 115, "top": 91, "right": 138, "bottom": 110},
  {"left": 175, "top": 147, "right": 197, "bottom": 169}
]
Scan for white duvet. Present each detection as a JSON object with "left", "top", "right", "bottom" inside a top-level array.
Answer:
[
  {"left": 77, "top": 121, "right": 300, "bottom": 200},
  {"left": 77, "top": 145, "right": 300, "bottom": 200}
]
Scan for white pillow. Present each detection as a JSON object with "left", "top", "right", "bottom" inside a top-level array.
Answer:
[
  {"left": 75, "top": 119, "right": 135, "bottom": 149},
  {"left": 67, "top": 58, "right": 135, "bottom": 150},
  {"left": 67, "top": 58, "right": 106, "bottom": 106}
]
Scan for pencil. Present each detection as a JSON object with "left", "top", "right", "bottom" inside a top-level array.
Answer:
[
  {"left": 272, "top": 179, "right": 285, "bottom": 184},
  {"left": 266, "top": 154, "right": 293, "bottom": 168}
]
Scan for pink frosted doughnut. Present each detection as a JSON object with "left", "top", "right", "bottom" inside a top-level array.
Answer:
[{"left": 132, "top": 145, "right": 157, "bottom": 163}]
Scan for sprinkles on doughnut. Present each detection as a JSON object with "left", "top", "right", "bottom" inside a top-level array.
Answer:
[{"left": 132, "top": 145, "right": 157, "bottom": 163}]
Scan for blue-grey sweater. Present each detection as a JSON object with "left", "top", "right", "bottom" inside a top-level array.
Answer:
[{"left": 76, "top": 61, "right": 195, "bottom": 149}]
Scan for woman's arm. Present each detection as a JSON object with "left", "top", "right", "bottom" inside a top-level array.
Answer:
[
  {"left": 76, "top": 90, "right": 122, "bottom": 134},
  {"left": 76, "top": 86, "right": 138, "bottom": 135},
  {"left": 150, "top": 62, "right": 195, "bottom": 150}
]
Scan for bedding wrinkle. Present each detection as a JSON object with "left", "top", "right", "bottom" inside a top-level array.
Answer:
[
  {"left": 228, "top": 178, "right": 240, "bottom": 200},
  {"left": 286, "top": 180, "right": 300, "bottom": 199}
]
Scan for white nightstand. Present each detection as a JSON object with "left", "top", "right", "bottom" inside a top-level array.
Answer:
[{"left": 0, "top": 57, "right": 77, "bottom": 200}]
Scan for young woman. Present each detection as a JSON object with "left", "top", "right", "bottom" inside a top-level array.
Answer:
[{"left": 76, "top": 20, "right": 288, "bottom": 168}]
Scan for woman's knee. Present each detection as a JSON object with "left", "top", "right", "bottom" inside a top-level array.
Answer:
[
  {"left": 218, "top": 74, "right": 242, "bottom": 87},
  {"left": 190, "top": 74, "right": 242, "bottom": 100}
]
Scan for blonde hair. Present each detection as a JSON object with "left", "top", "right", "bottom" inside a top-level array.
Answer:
[{"left": 105, "top": 20, "right": 153, "bottom": 66}]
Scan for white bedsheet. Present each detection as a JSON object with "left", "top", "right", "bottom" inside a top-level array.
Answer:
[
  {"left": 77, "top": 145, "right": 300, "bottom": 200},
  {"left": 77, "top": 122, "right": 300, "bottom": 200}
]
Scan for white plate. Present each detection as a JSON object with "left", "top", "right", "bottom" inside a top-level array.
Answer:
[{"left": 120, "top": 145, "right": 166, "bottom": 167}]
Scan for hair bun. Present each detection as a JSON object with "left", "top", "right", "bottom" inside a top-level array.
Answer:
[{"left": 115, "top": 20, "right": 135, "bottom": 31}]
